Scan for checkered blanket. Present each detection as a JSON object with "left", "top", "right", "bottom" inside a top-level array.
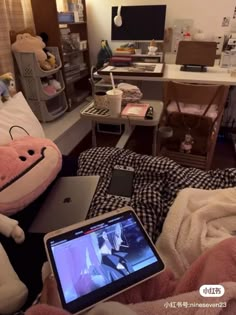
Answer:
[{"left": 77, "top": 147, "right": 236, "bottom": 242}]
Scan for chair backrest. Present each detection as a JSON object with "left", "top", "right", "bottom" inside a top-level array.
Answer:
[{"left": 164, "top": 81, "right": 229, "bottom": 118}]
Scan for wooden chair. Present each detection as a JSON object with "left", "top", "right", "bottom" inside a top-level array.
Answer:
[{"left": 157, "top": 81, "right": 229, "bottom": 170}]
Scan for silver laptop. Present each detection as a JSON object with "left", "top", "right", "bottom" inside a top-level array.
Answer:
[{"left": 29, "top": 176, "right": 100, "bottom": 233}]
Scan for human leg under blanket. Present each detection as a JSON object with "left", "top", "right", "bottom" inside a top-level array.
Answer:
[
  {"left": 112, "top": 237, "right": 236, "bottom": 303},
  {"left": 173, "top": 236, "right": 236, "bottom": 295}
]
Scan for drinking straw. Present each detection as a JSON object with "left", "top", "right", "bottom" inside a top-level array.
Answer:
[{"left": 110, "top": 72, "right": 116, "bottom": 94}]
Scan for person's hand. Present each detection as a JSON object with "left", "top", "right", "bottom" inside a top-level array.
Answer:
[{"left": 40, "top": 274, "right": 62, "bottom": 308}]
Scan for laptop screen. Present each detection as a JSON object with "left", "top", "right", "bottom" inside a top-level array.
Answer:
[{"left": 45, "top": 209, "right": 164, "bottom": 314}]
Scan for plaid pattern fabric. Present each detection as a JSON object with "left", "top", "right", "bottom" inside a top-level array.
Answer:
[
  {"left": 0, "top": 0, "right": 35, "bottom": 74},
  {"left": 77, "top": 147, "right": 236, "bottom": 242}
]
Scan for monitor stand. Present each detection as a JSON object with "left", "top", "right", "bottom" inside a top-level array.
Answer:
[{"left": 180, "top": 65, "right": 207, "bottom": 72}]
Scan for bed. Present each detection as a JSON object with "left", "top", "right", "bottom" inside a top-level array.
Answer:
[
  {"left": 1, "top": 145, "right": 235, "bottom": 310},
  {"left": 77, "top": 147, "right": 236, "bottom": 242}
]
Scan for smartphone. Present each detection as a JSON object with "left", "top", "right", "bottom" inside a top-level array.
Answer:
[{"left": 107, "top": 165, "right": 134, "bottom": 201}]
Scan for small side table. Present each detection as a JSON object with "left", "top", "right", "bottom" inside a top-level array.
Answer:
[{"left": 80, "top": 100, "right": 163, "bottom": 156}]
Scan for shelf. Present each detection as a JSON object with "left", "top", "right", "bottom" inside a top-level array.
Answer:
[
  {"left": 63, "top": 49, "right": 88, "bottom": 56},
  {"left": 64, "top": 64, "right": 81, "bottom": 72},
  {"left": 66, "top": 69, "right": 89, "bottom": 85},
  {"left": 69, "top": 89, "right": 90, "bottom": 110},
  {"left": 31, "top": 0, "right": 90, "bottom": 111},
  {"left": 59, "top": 21, "right": 86, "bottom": 25},
  {"left": 14, "top": 47, "right": 62, "bottom": 78},
  {"left": 130, "top": 53, "right": 163, "bottom": 58},
  {"left": 29, "top": 92, "right": 68, "bottom": 122},
  {"left": 20, "top": 70, "right": 65, "bottom": 101},
  {"left": 41, "top": 86, "right": 65, "bottom": 101}
]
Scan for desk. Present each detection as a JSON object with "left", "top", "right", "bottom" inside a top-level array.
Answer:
[
  {"left": 80, "top": 100, "right": 163, "bottom": 156},
  {"left": 96, "top": 64, "right": 236, "bottom": 85},
  {"left": 164, "top": 64, "right": 236, "bottom": 85},
  {"left": 43, "top": 65, "right": 235, "bottom": 156}
]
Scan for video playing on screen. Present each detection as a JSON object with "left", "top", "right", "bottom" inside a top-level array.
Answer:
[{"left": 50, "top": 214, "right": 158, "bottom": 304}]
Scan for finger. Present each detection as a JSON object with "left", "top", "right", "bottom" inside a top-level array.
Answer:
[
  {"left": 40, "top": 276, "right": 49, "bottom": 304},
  {"left": 40, "top": 275, "right": 61, "bottom": 307}
]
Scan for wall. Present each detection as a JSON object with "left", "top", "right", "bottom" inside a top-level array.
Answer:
[{"left": 86, "top": 0, "right": 236, "bottom": 65}]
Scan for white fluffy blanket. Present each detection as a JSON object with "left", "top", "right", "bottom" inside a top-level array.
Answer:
[{"left": 155, "top": 187, "right": 236, "bottom": 278}]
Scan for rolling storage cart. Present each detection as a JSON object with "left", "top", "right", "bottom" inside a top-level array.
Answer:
[{"left": 13, "top": 47, "right": 68, "bottom": 122}]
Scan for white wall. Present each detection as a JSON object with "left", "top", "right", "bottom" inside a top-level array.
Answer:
[{"left": 86, "top": 0, "right": 236, "bottom": 65}]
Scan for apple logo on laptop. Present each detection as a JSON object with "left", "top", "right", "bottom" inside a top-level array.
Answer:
[{"left": 63, "top": 197, "right": 72, "bottom": 203}]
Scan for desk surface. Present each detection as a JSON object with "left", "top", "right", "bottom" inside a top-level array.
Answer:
[
  {"left": 80, "top": 100, "right": 163, "bottom": 126},
  {"left": 96, "top": 64, "right": 236, "bottom": 85},
  {"left": 165, "top": 64, "right": 236, "bottom": 85}
]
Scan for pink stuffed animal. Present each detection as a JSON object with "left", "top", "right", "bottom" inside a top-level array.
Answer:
[
  {"left": 180, "top": 134, "right": 194, "bottom": 154},
  {"left": 0, "top": 136, "right": 62, "bottom": 214},
  {"left": 0, "top": 134, "right": 62, "bottom": 314}
]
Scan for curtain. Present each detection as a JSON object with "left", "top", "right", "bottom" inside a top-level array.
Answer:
[{"left": 0, "top": 0, "right": 35, "bottom": 74}]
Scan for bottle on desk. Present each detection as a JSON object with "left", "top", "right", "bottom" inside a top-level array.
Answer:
[{"left": 227, "top": 50, "right": 236, "bottom": 76}]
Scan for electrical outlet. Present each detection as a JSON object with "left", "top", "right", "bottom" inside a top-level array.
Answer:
[{"left": 214, "top": 35, "right": 224, "bottom": 55}]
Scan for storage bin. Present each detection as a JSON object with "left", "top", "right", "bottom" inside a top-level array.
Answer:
[
  {"left": 20, "top": 71, "right": 65, "bottom": 101},
  {"left": 29, "top": 92, "right": 68, "bottom": 122},
  {"left": 14, "top": 47, "right": 62, "bottom": 77}
]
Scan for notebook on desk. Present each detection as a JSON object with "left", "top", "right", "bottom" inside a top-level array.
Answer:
[
  {"left": 121, "top": 103, "right": 149, "bottom": 117},
  {"left": 29, "top": 176, "right": 100, "bottom": 233}
]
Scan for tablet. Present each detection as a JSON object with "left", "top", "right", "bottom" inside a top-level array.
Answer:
[{"left": 44, "top": 207, "right": 165, "bottom": 314}]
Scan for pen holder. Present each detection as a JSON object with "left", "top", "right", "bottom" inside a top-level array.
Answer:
[{"left": 94, "top": 91, "right": 108, "bottom": 109}]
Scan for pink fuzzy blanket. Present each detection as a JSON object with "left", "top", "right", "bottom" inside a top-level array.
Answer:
[{"left": 26, "top": 237, "right": 236, "bottom": 315}]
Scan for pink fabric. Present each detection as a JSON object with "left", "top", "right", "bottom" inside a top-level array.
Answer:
[
  {"left": 0, "top": 136, "right": 62, "bottom": 215},
  {"left": 167, "top": 101, "right": 218, "bottom": 120},
  {"left": 26, "top": 304, "right": 70, "bottom": 315},
  {"left": 113, "top": 237, "right": 236, "bottom": 303},
  {"left": 128, "top": 282, "right": 236, "bottom": 315},
  {"left": 26, "top": 237, "right": 236, "bottom": 315}
]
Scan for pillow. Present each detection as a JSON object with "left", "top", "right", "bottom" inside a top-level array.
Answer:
[
  {"left": 0, "top": 92, "right": 45, "bottom": 145},
  {"left": 0, "top": 136, "right": 62, "bottom": 215}
]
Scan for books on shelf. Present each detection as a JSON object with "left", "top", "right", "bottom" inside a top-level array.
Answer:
[{"left": 121, "top": 103, "right": 149, "bottom": 117}]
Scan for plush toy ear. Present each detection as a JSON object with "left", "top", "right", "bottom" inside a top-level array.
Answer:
[
  {"left": 23, "top": 33, "right": 31, "bottom": 39},
  {"left": 9, "top": 125, "right": 30, "bottom": 141},
  {"left": 16, "top": 34, "right": 23, "bottom": 40}
]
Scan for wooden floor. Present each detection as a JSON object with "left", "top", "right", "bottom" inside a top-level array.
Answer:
[{"left": 70, "top": 126, "right": 236, "bottom": 170}]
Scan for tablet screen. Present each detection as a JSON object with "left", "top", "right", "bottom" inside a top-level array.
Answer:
[{"left": 45, "top": 209, "right": 164, "bottom": 314}]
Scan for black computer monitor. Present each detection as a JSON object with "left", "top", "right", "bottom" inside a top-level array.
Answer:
[{"left": 111, "top": 5, "right": 166, "bottom": 41}]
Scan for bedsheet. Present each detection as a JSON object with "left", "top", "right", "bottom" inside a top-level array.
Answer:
[{"left": 77, "top": 147, "right": 236, "bottom": 242}]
